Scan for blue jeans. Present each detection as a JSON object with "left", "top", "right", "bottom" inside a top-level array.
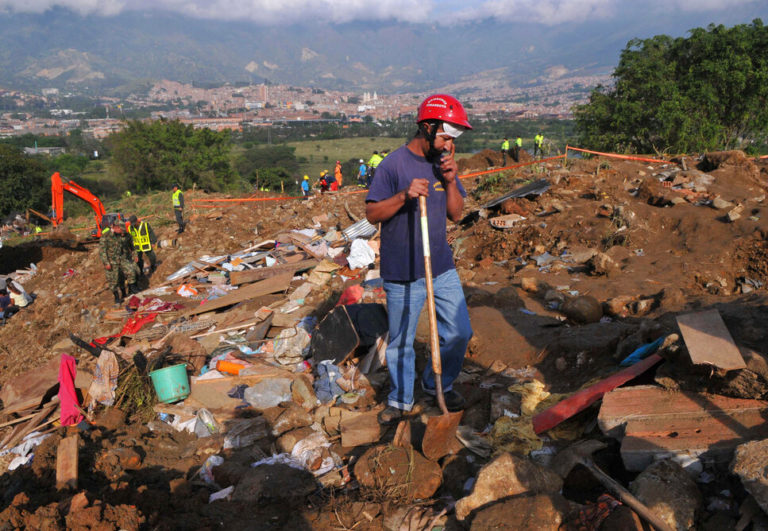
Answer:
[{"left": 383, "top": 269, "right": 473, "bottom": 411}]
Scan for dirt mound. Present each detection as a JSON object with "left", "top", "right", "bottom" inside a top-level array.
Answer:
[{"left": 700, "top": 150, "right": 753, "bottom": 170}]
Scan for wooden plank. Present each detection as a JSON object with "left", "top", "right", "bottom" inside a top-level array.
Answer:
[
  {"left": 1, "top": 399, "right": 59, "bottom": 451},
  {"left": 676, "top": 309, "right": 746, "bottom": 370},
  {"left": 56, "top": 435, "right": 79, "bottom": 489},
  {"left": 532, "top": 354, "right": 664, "bottom": 434},
  {"left": 179, "top": 272, "right": 293, "bottom": 317},
  {"left": 597, "top": 385, "right": 768, "bottom": 470},
  {"left": 230, "top": 259, "right": 317, "bottom": 286}
]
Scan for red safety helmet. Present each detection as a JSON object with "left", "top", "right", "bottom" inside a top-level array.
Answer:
[{"left": 416, "top": 94, "right": 472, "bottom": 129}]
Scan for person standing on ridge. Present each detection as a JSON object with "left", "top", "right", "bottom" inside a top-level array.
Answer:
[
  {"left": 367, "top": 150, "right": 383, "bottom": 188},
  {"left": 365, "top": 94, "right": 474, "bottom": 425},
  {"left": 357, "top": 159, "right": 367, "bottom": 187},
  {"left": 301, "top": 175, "right": 311, "bottom": 198},
  {"left": 99, "top": 220, "right": 139, "bottom": 303},
  {"left": 128, "top": 215, "right": 157, "bottom": 276},
  {"left": 534, "top": 133, "right": 544, "bottom": 158},
  {"left": 172, "top": 184, "right": 185, "bottom": 233},
  {"left": 335, "top": 160, "right": 343, "bottom": 189},
  {"left": 514, "top": 136, "right": 522, "bottom": 162},
  {"left": 500, "top": 137, "right": 510, "bottom": 166}
]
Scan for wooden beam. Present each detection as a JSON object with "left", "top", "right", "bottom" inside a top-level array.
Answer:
[
  {"left": 179, "top": 272, "right": 293, "bottom": 317},
  {"left": 229, "top": 259, "right": 316, "bottom": 286},
  {"left": 56, "top": 435, "right": 79, "bottom": 490}
]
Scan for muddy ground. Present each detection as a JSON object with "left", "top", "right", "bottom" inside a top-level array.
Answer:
[{"left": 1, "top": 149, "right": 767, "bottom": 529}]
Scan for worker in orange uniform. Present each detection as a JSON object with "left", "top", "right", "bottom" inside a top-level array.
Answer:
[{"left": 335, "top": 160, "right": 343, "bottom": 189}]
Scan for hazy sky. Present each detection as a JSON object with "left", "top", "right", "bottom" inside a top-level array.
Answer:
[{"left": 0, "top": 0, "right": 765, "bottom": 26}]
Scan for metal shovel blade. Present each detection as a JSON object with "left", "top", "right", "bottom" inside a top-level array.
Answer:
[{"left": 422, "top": 410, "right": 463, "bottom": 461}]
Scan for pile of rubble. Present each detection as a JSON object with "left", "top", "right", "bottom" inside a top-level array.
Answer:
[{"left": 0, "top": 150, "right": 767, "bottom": 529}]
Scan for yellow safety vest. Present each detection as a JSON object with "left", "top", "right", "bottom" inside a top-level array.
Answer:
[
  {"left": 368, "top": 154, "right": 383, "bottom": 168},
  {"left": 172, "top": 189, "right": 182, "bottom": 208},
  {"left": 501, "top": 140, "right": 509, "bottom": 150},
  {"left": 130, "top": 222, "right": 152, "bottom": 252},
  {"left": 516, "top": 138, "right": 522, "bottom": 147}
]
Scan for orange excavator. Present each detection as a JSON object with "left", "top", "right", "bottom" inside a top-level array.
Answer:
[{"left": 50, "top": 172, "right": 124, "bottom": 237}]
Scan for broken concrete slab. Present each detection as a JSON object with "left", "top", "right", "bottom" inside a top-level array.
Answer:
[
  {"left": 676, "top": 309, "right": 746, "bottom": 370},
  {"left": 455, "top": 452, "right": 563, "bottom": 521},
  {"left": 598, "top": 385, "right": 768, "bottom": 471},
  {"left": 731, "top": 439, "right": 768, "bottom": 515},
  {"left": 630, "top": 459, "right": 702, "bottom": 531}
]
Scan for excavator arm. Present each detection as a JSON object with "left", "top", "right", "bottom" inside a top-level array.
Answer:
[{"left": 51, "top": 172, "right": 110, "bottom": 236}]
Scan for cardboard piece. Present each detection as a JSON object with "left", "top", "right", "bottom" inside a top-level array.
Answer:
[{"left": 676, "top": 309, "right": 746, "bottom": 370}]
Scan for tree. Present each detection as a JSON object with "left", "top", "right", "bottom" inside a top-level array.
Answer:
[
  {"left": 107, "top": 119, "right": 235, "bottom": 192},
  {"left": 0, "top": 145, "right": 49, "bottom": 218},
  {"left": 575, "top": 19, "right": 768, "bottom": 154}
]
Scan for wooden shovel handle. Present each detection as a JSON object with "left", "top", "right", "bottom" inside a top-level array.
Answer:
[{"left": 419, "top": 196, "right": 442, "bottom": 380}]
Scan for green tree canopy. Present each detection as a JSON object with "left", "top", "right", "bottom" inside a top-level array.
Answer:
[
  {"left": 574, "top": 19, "right": 768, "bottom": 154},
  {"left": 0, "top": 144, "right": 49, "bottom": 218},
  {"left": 106, "top": 119, "right": 235, "bottom": 192}
]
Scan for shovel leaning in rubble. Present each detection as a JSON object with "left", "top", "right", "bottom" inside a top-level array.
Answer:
[
  {"left": 418, "top": 195, "right": 463, "bottom": 461},
  {"left": 551, "top": 440, "right": 673, "bottom": 531}
]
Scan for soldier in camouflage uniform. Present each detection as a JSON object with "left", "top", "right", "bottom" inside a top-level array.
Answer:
[{"left": 99, "top": 221, "right": 140, "bottom": 303}]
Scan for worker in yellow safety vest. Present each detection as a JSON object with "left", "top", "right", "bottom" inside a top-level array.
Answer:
[
  {"left": 501, "top": 137, "right": 510, "bottom": 166},
  {"left": 366, "top": 151, "right": 383, "bottom": 188},
  {"left": 534, "top": 134, "right": 544, "bottom": 158},
  {"left": 128, "top": 215, "right": 157, "bottom": 276},
  {"left": 514, "top": 137, "right": 522, "bottom": 162},
  {"left": 171, "top": 184, "right": 185, "bottom": 233}
]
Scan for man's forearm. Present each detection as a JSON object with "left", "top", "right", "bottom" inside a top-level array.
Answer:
[{"left": 366, "top": 191, "right": 407, "bottom": 224}]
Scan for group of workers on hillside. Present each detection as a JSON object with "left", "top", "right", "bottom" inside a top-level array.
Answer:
[
  {"left": 299, "top": 149, "right": 391, "bottom": 198},
  {"left": 500, "top": 134, "right": 545, "bottom": 165}
]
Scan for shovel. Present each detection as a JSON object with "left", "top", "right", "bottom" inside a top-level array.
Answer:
[{"left": 418, "top": 195, "right": 463, "bottom": 461}]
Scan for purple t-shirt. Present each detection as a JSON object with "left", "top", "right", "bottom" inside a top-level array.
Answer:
[{"left": 366, "top": 145, "right": 466, "bottom": 282}]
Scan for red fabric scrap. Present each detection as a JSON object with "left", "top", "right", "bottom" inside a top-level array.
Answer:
[
  {"left": 93, "top": 312, "right": 158, "bottom": 346},
  {"left": 58, "top": 353, "right": 84, "bottom": 426},
  {"left": 336, "top": 284, "right": 364, "bottom": 306}
]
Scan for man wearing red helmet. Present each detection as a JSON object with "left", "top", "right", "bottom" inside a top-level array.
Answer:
[{"left": 366, "top": 94, "right": 474, "bottom": 424}]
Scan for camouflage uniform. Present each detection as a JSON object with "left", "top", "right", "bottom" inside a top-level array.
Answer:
[{"left": 99, "top": 229, "right": 138, "bottom": 293}]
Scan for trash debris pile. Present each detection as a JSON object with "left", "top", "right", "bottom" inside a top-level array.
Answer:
[{"left": 0, "top": 151, "right": 767, "bottom": 529}]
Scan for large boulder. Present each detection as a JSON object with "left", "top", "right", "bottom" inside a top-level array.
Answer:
[
  {"left": 470, "top": 493, "right": 571, "bottom": 530},
  {"left": 731, "top": 439, "right": 768, "bottom": 514}
]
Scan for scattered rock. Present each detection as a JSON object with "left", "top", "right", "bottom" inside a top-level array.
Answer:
[
  {"left": 731, "top": 439, "right": 768, "bottom": 515},
  {"left": 712, "top": 197, "right": 734, "bottom": 210},
  {"left": 455, "top": 453, "right": 563, "bottom": 521},
  {"left": 262, "top": 402, "right": 313, "bottom": 436},
  {"left": 589, "top": 252, "right": 620, "bottom": 276},
  {"left": 469, "top": 493, "right": 571, "bottom": 530},
  {"left": 561, "top": 295, "right": 603, "bottom": 324},
  {"left": 630, "top": 459, "right": 702, "bottom": 531},
  {"left": 277, "top": 426, "right": 315, "bottom": 453},
  {"left": 95, "top": 408, "right": 127, "bottom": 431}
]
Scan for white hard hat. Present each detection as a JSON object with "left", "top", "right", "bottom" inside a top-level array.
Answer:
[{"left": 359, "top": 159, "right": 364, "bottom": 163}]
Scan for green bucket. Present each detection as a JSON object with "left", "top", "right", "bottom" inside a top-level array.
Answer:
[{"left": 149, "top": 363, "right": 190, "bottom": 404}]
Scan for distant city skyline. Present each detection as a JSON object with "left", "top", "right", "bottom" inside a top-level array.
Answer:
[{"left": 0, "top": 0, "right": 765, "bottom": 27}]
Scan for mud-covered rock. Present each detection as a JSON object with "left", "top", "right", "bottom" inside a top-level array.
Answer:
[
  {"left": 354, "top": 445, "right": 442, "bottom": 501},
  {"left": 469, "top": 493, "right": 571, "bottom": 530},
  {"left": 630, "top": 459, "right": 701, "bottom": 530},
  {"left": 561, "top": 295, "right": 603, "bottom": 324},
  {"left": 731, "top": 439, "right": 768, "bottom": 515},
  {"left": 456, "top": 453, "right": 563, "bottom": 521}
]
